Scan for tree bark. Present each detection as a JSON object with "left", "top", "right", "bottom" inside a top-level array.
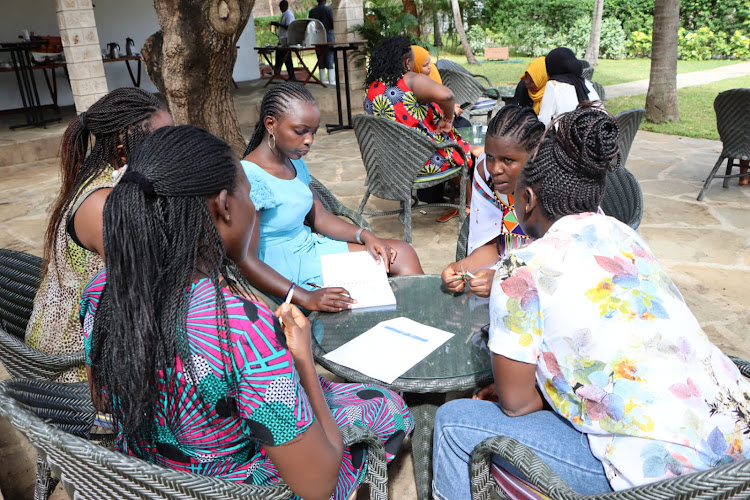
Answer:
[
  {"left": 584, "top": 0, "right": 603, "bottom": 65},
  {"left": 450, "top": 0, "right": 478, "bottom": 64},
  {"left": 432, "top": 4, "right": 442, "bottom": 47},
  {"left": 402, "top": 0, "right": 421, "bottom": 36},
  {"left": 141, "top": 0, "right": 253, "bottom": 154},
  {"left": 645, "top": 0, "right": 680, "bottom": 123}
]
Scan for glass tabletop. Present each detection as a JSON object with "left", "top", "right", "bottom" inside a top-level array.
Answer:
[
  {"left": 310, "top": 275, "right": 492, "bottom": 390},
  {"left": 456, "top": 126, "right": 486, "bottom": 146}
]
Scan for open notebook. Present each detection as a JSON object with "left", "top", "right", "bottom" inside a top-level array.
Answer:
[{"left": 320, "top": 251, "right": 397, "bottom": 310}]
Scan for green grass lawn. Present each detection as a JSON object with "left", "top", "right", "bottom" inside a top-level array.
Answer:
[
  {"left": 436, "top": 54, "right": 737, "bottom": 87},
  {"left": 605, "top": 75, "right": 750, "bottom": 140}
]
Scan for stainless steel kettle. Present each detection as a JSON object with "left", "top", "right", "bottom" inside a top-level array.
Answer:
[
  {"left": 107, "top": 42, "right": 120, "bottom": 59},
  {"left": 125, "top": 38, "right": 135, "bottom": 57}
]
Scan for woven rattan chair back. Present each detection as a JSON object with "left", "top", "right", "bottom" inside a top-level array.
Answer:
[
  {"left": 455, "top": 216, "right": 470, "bottom": 261},
  {"left": 470, "top": 356, "right": 750, "bottom": 500},
  {"left": 601, "top": 166, "right": 644, "bottom": 230},
  {"left": 581, "top": 66, "right": 594, "bottom": 81},
  {"left": 435, "top": 59, "right": 495, "bottom": 87},
  {"left": 0, "top": 249, "right": 42, "bottom": 339},
  {"left": 697, "top": 88, "right": 750, "bottom": 200},
  {"left": 0, "top": 378, "right": 390, "bottom": 500},
  {"left": 352, "top": 113, "right": 467, "bottom": 243},
  {"left": 309, "top": 176, "right": 372, "bottom": 231},
  {"left": 439, "top": 69, "right": 503, "bottom": 120},
  {"left": 591, "top": 80, "right": 606, "bottom": 104},
  {"left": 614, "top": 107, "right": 644, "bottom": 165}
]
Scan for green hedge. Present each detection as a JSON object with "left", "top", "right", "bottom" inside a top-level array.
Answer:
[{"left": 626, "top": 28, "right": 750, "bottom": 60}]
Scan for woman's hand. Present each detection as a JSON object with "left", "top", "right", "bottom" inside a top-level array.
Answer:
[
  {"left": 361, "top": 231, "right": 397, "bottom": 272},
  {"left": 299, "top": 287, "right": 356, "bottom": 312},
  {"left": 435, "top": 116, "right": 453, "bottom": 134},
  {"left": 275, "top": 303, "right": 313, "bottom": 361},
  {"left": 441, "top": 262, "right": 466, "bottom": 293},
  {"left": 468, "top": 269, "right": 496, "bottom": 298},
  {"left": 473, "top": 382, "right": 499, "bottom": 402}
]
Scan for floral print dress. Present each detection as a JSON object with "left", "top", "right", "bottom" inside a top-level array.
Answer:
[
  {"left": 488, "top": 212, "right": 750, "bottom": 490},
  {"left": 364, "top": 77, "right": 472, "bottom": 175},
  {"left": 81, "top": 270, "right": 414, "bottom": 499}
]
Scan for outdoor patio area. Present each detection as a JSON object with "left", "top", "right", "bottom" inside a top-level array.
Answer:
[{"left": 0, "top": 79, "right": 749, "bottom": 499}]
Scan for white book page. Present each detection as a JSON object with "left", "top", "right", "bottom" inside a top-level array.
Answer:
[
  {"left": 320, "top": 252, "right": 396, "bottom": 309},
  {"left": 323, "top": 317, "right": 454, "bottom": 384}
]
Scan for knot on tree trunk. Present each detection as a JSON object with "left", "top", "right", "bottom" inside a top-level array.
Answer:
[{"left": 209, "top": 0, "right": 241, "bottom": 35}]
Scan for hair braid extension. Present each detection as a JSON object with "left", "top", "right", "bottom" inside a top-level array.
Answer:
[
  {"left": 44, "top": 87, "right": 164, "bottom": 275},
  {"left": 522, "top": 107, "right": 621, "bottom": 219},
  {"left": 90, "top": 125, "right": 254, "bottom": 441},
  {"left": 486, "top": 104, "right": 546, "bottom": 153},
  {"left": 365, "top": 36, "right": 412, "bottom": 87},
  {"left": 244, "top": 81, "right": 316, "bottom": 156}
]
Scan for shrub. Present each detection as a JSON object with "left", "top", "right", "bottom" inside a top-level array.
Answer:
[
  {"left": 626, "top": 30, "right": 652, "bottom": 58},
  {"left": 730, "top": 30, "right": 750, "bottom": 60},
  {"left": 678, "top": 27, "right": 716, "bottom": 61},
  {"left": 467, "top": 26, "right": 486, "bottom": 55},
  {"left": 599, "top": 17, "right": 627, "bottom": 59}
]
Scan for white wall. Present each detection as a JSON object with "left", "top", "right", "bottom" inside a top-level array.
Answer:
[{"left": 1, "top": 0, "right": 259, "bottom": 111}]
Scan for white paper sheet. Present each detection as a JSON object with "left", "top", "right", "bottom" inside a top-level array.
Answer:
[
  {"left": 320, "top": 252, "right": 397, "bottom": 310},
  {"left": 323, "top": 317, "right": 454, "bottom": 384}
]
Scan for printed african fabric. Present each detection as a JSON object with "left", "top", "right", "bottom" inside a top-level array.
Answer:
[
  {"left": 363, "top": 77, "right": 472, "bottom": 175},
  {"left": 467, "top": 153, "right": 529, "bottom": 256},
  {"left": 25, "top": 168, "right": 114, "bottom": 382},
  {"left": 81, "top": 270, "right": 414, "bottom": 498},
  {"left": 488, "top": 212, "right": 750, "bottom": 490}
]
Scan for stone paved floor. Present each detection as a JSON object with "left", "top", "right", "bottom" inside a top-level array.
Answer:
[{"left": 1, "top": 110, "right": 749, "bottom": 499}]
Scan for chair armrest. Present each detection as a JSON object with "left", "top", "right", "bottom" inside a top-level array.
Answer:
[
  {"left": 730, "top": 356, "right": 750, "bottom": 378},
  {"left": 482, "top": 87, "right": 500, "bottom": 100},
  {"left": 0, "top": 328, "right": 86, "bottom": 379},
  {"left": 341, "top": 424, "right": 388, "bottom": 500},
  {"left": 471, "top": 435, "right": 578, "bottom": 500},
  {"left": 471, "top": 74, "right": 494, "bottom": 88}
]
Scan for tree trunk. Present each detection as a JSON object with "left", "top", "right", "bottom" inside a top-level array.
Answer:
[
  {"left": 584, "top": 0, "right": 603, "bottom": 65},
  {"left": 141, "top": 0, "right": 253, "bottom": 154},
  {"left": 432, "top": 5, "right": 442, "bottom": 47},
  {"left": 450, "top": 0, "right": 478, "bottom": 64},
  {"left": 402, "top": 0, "right": 421, "bottom": 36},
  {"left": 645, "top": 0, "right": 680, "bottom": 123}
]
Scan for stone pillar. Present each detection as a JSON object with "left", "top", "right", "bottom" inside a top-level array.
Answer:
[
  {"left": 55, "top": 0, "right": 108, "bottom": 113},
  {"left": 332, "top": 0, "right": 365, "bottom": 92}
]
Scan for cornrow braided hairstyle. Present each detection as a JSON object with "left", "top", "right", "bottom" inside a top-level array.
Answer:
[
  {"left": 44, "top": 87, "right": 164, "bottom": 275},
  {"left": 486, "top": 104, "right": 546, "bottom": 153},
  {"left": 364, "top": 36, "right": 412, "bottom": 87},
  {"left": 522, "top": 106, "right": 621, "bottom": 219},
  {"left": 244, "top": 81, "right": 316, "bottom": 156},
  {"left": 90, "top": 125, "right": 250, "bottom": 442}
]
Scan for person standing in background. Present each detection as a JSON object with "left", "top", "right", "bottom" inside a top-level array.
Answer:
[
  {"left": 271, "top": 0, "right": 297, "bottom": 81},
  {"left": 309, "top": 0, "right": 335, "bottom": 85}
]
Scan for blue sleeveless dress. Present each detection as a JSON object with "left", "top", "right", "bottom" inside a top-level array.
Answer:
[{"left": 241, "top": 158, "right": 349, "bottom": 295}]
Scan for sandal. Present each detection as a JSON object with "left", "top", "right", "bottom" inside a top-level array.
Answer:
[{"left": 436, "top": 208, "right": 459, "bottom": 223}]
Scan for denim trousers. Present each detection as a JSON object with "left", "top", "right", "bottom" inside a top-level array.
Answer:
[{"left": 432, "top": 399, "right": 613, "bottom": 499}]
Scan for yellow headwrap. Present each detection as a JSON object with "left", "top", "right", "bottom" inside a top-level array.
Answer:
[
  {"left": 519, "top": 56, "right": 548, "bottom": 114},
  {"left": 411, "top": 45, "right": 442, "bottom": 85}
]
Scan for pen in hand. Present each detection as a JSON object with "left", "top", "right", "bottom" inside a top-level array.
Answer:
[{"left": 279, "top": 284, "right": 295, "bottom": 328}]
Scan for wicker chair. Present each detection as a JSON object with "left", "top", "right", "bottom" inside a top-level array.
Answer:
[
  {"left": 352, "top": 113, "right": 467, "bottom": 244},
  {"left": 435, "top": 59, "right": 496, "bottom": 91},
  {"left": 309, "top": 175, "right": 372, "bottom": 231},
  {"left": 614, "top": 108, "right": 644, "bottom": 166},
  {"left": 0, "top": 378, "right": 390, "bottom": 500},
  {"left": 697, "top": 88, "right": 750, "bottom": 201},
  {"left": 0, "top": 249, "right": 86, "bottom": 380},
  {"left": 438, "top": 69, "right": 504, "bottom": 121},
  {"left": 455, "top": 216, "right": 470, "bottom": 261},
  {"left": 591, "top": 81, "right": 606, "bottom": 104},
  {"left": 581, "top": 66, "right": 595, "bottom": 81},
  {"left": 470, "top": 356, "right": 750, "bottom": 500}
]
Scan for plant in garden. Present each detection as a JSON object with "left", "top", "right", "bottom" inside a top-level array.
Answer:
[
  {"left": 350, "top": 0, "right": 419, "bottom": 64},
  {"left": 466, "top": 25, "right": 486, "bottom": 55},
  {"left": 626, "top": 31, "right": 652, "bottom": 58}
]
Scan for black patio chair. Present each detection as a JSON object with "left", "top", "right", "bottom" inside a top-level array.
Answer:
[
  {"left": 591, "top": 81, "right": 606, "bottom": 104},
  {"left": 439, "top": 69, "right": 504, "bottom": 121},
  {"left": 353, "top": 113, "right": 467, "bottom": 244},
  {"left": 309, "top": 175, "right": 372, "bottom": 231},
  {"left": 435, "top": 59, "right": 497, "bottom": 91},
  {"left": 697, "top": 88, "right": 750, "bottom": 201},
  {"left": 582, "top": 66, "right": 594, "bottom": 81},
  {"left": 470, "top": 356, "right": 750, "bottom": 500},
  {"left": 456, "top": 215, "right": 470, "bottom": 261}
]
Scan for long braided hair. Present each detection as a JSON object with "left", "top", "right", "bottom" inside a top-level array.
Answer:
[
  {"left": 90, "top": 125, "right": 250, "bottom": 440},
  {"left": 243, "top": 81, "right": 316, "bottom": 156},
  {"left": 43, "top": 87, "right": 164, "bottom": 274},
  {"left": 364, "top": 36, "right": 412, "bottom": 87},
  {"left": 486, "top": 104, "right": 546, "bottom": 153},
  {"left": 521, "top": 107, "right": 621, "bottom": 219}
]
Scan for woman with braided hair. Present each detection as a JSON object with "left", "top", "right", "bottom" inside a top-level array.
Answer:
[
  {"left": 81, "top": 125, "right": 413, "bottom": 500},
  {"left": 25, "top": 87, "right": 172, "bottom": 382},
  {"left": 432, "top": 107, "right": 750, "bottom": 498},
  {"left": 239, "top": 81, "right": 422, "bottom": 312},
  {"left": 441, "top": 105, "right": 544, "bottom": 298}
]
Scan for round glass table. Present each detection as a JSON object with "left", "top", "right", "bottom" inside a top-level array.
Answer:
[{"left": 310, "top": 274, "right": 492, "bottom": 500}]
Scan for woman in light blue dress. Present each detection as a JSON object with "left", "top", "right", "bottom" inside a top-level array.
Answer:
[{"left": 238, "top": 82, "right": 423, "bottom": 312}]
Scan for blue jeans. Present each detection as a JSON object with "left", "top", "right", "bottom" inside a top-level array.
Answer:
[{"left": 432, "top": 399, "right": 612, "bottom": 500}]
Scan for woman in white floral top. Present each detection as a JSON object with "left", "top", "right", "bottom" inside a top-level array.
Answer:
[{"left": 432, "top": 107, "right": 750, "bottom": 499}]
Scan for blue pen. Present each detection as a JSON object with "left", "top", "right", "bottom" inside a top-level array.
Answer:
[{"left": 384, "top": 325, "right": 427, "bottom": 342}]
